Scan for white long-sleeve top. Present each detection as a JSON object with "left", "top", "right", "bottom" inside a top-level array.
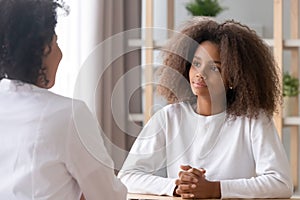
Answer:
[
  {"left": 0, "top": 79, "right": 127, "bottom": 200},
  {"left": 118, "top": 102, "right": 293, "bottom": 198}
]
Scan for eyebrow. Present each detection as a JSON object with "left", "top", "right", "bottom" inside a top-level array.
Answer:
[{"left": 193, "top": 55, "right": 221, "bottom": 65}]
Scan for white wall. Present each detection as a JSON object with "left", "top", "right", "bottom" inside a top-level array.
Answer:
[{"left": 173, "top": 0, "right": 273, "bottom": 37}]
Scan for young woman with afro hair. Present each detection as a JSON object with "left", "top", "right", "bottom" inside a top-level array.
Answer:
[{"left": 119, "top": 17, "right": 293, "bottom": 199}]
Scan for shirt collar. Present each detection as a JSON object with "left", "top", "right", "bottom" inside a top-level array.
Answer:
[{"left": 0, "top": 78, "right": 44, "bottom": 92}]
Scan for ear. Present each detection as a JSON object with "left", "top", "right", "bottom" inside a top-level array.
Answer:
[
  {"left": 43, "top": 34, "right": 55, "bottom": 56},
  {"left": 43, "top": 44, "right": 51, "bottom": 56}
]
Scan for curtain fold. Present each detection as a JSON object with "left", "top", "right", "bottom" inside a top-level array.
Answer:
[
  {"left": 73, "top": 0, "right": 142, "bottom": 171},
  {"left": 55, "top": 0, "right": 141, "bottom": 171},
  {"left": 94, "top": 0, "right": 142, "bottom": 171}
]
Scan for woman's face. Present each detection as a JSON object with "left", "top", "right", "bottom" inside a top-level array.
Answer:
[
  {"left": 189, "top": 41, "right": 225, "bottom": 101},
  {"left": 38, "top": 34, "right": 62, "bottom": 88}
]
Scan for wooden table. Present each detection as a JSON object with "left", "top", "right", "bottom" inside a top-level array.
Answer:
[
  {"left": 127, "top": 193, "right": 300, "bottom": 200},
  {"left": 127, "top": 193, "right": 180, "bottom": 200}
]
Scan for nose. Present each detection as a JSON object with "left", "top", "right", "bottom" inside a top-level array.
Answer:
[{"left": 196, "top": 72, "right": 207, "bottom": 80}]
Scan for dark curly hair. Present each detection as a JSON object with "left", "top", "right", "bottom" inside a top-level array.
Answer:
[
  {"left": 157, "top": 17, "right": 281, "bottom": 118},
  {"left": 0, "top": 0, "right": 67, "bottom": 85}
]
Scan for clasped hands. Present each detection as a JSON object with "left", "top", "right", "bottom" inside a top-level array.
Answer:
[{"left": 174, "top": 165, "right": 221, "bottom": 199}]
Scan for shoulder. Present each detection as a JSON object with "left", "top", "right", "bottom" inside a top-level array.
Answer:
[
  {"left": 147, "top": 101, "right": 193, "bottom": 126},
  {"left": 229, "top": 111, "right": 273, "bottom": 125},
  {"left": 249, "top": 111, "right": 274, "bottom": 127},
  {"left": 249, "top": 112, "right": 276, "bottom": 136},
  {"left": 45, "top": 91, "right": 88, "bottom": 112},
  {"left": 230, "top": 111, "right": 276, "bottom": 137},
  {"left": 37, "top": 91, "right": 92, "bottom": 127}
]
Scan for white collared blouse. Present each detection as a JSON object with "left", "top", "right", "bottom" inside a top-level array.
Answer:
[{"left": 0, "top": 79, "right": 127, "bottom": 200}]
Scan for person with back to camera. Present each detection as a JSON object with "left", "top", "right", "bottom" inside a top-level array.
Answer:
[
  {"left": 0, "top": 0, "right": 127, "bottom": 199},
  {"left": 118, "top": 17, "right": 293, "bottom": 199}
]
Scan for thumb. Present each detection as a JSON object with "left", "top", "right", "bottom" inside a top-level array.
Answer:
[
  {"left": 180, "top": 165, "right": 192, "bottom": 171},
  {"left": 199, "top": 168, "right": 206, "bottom": 174}
]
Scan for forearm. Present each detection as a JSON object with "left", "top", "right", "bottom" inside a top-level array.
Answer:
[
  {"left": 119, "top": 171, "right": 176, "bottom": 196},
  {"left": 220, "top": 176, "right": 293, "bottom": 198}
]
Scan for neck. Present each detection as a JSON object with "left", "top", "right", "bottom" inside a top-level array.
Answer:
[{"left": 196, "top": 96, "right": 225, "bottom": 116}]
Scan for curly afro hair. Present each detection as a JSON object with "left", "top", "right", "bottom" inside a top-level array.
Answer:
[
  {"left": 157, "top": 17, "right": 281, "bottom": 119},
  {"left": 0, "top": 0, "right": 68, "bottom": 85}
]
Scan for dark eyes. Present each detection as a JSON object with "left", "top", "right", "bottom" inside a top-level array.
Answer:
[
  {"left": 192, "top": 60, "right": 201, "bottom": 68},
  {"left": 192, "top": 60, "right": 220, "bottom": 72},
  {"left": 210, "top": 66, "right": 220, "bottom": 72}
]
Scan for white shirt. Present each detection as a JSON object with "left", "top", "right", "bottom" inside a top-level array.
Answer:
[
  {"left": 118, "top": 102, "right": 293, "bottom": 198},
  {"left": 0, "top": 79, "right": 127, "bottom": 200}
]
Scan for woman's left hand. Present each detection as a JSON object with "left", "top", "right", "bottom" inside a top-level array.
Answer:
[{"left": 175, "top": 165, "right": 221, "bottom": 199}]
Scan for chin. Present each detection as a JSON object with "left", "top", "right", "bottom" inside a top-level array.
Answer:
[
  {"left": 43, "top": 79, "right": 55, "bottom": 89},
  {"left": 192, "top": 89, "right": 210, "bottom": 96},
  {"left": 46, "top": 81, "right": 55, "bottom": 89}
]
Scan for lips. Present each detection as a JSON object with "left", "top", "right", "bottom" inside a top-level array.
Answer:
[{"left": 192, "top": 80, "right": 207, "bottom": 88}]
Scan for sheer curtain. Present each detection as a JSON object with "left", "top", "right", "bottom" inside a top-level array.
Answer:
[{"left": 53, "top": 0, "right": 142, "bottom": 170}]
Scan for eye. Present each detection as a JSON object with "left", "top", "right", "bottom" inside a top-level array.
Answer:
[
  {"left": 192, "top": 60, "right": 201, "bottom": 68},
  {"left": 210, "top": 65, "right": 220, "bottom": 72}
]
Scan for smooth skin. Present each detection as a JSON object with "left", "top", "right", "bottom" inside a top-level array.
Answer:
[
  {"left": 175, "top": 165, "right": 220, "bottom": 199},
  {"left": 189, "top": 40, "right": 225, "bottom": 116}
]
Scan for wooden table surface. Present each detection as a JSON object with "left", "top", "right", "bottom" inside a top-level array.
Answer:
[
  {"left": 127, "top": 193, "right": 181, "bottom": 200},
  {"left": 127, "top": 193, "right": 300, "bottom": 200}
]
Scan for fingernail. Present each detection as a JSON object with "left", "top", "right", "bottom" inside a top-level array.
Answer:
[
  {"left": 190, "top": 194, "right": 194, "bottom": 198},
  {"left": 191, "top": 184, "right": 196, "bottom": 188}
]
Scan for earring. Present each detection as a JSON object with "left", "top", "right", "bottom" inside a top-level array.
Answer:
[{"left": 229, "top": 86, "right": 233, "bottom": 89}]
